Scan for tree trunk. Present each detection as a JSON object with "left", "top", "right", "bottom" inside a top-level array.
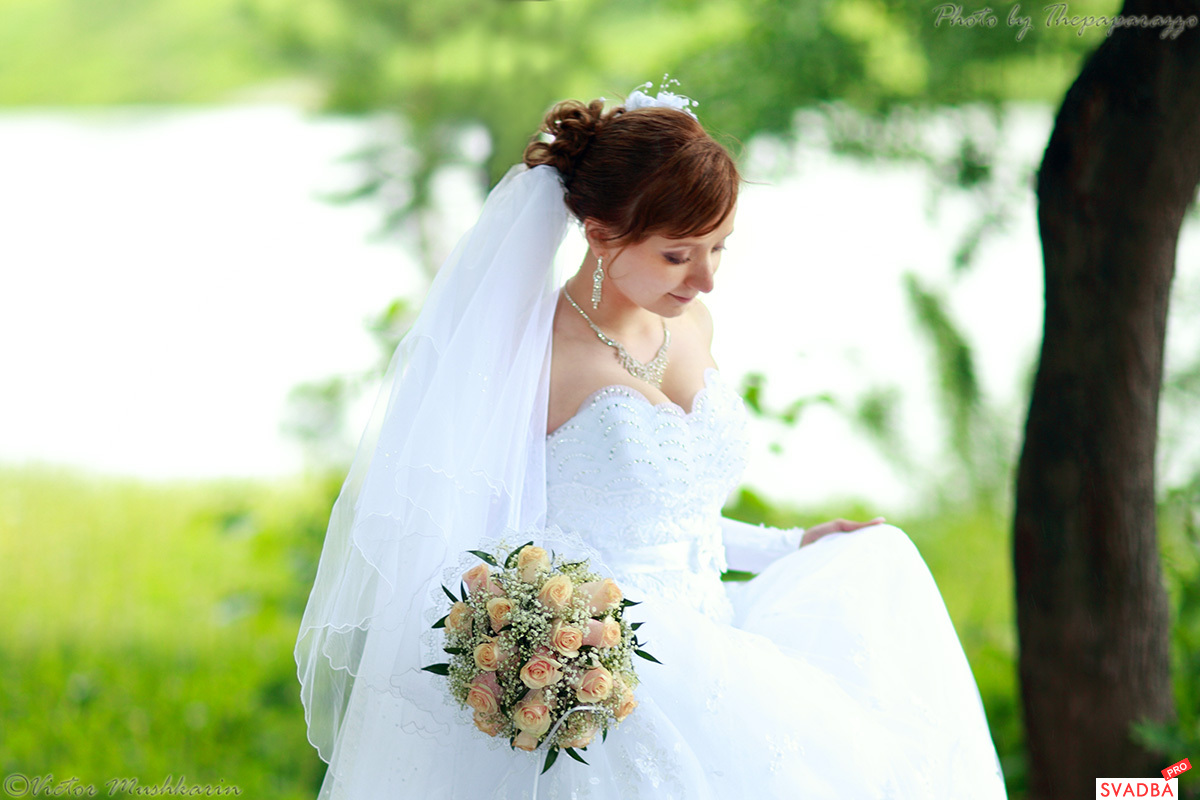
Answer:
[{"left": 1014, "top": 3, "right": 1200, "bottom": 797}]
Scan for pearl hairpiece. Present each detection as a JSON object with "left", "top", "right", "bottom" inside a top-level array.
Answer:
[{"left": 623, "top": 75, "right": 699, "bottom": 119}]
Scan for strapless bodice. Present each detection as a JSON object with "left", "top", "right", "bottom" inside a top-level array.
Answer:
[{"left": 544, "top": 369, "right": 748, "bottom": 621}]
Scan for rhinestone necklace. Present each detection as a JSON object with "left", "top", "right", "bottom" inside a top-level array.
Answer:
[{"left": 563, "top": 288, "right": 670, "bottom": 388}]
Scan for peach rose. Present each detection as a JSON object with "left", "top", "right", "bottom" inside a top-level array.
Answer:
[
  {"left": 611, "top": 673, "right": 637, "bottom": 721},
  {"left": 581, "top": 618, "right": 604, "bottom": 647},
  {"left": 473, "top": 711, "right": 504, "bottom": 737},
  {"left": 578, "top": 578, "right": 622, "bottom": 614},
  {"left": 558, "top": 718, "right": 600, "bottom": 749},
  {"left": 512, "top": 730, "right": 539, "bottom": 752},
  {"left": 615, "top": 685, "right": 638, "bottom": 722},
  {"left": 463, "top": 563, "right": 490, "bottom": 594},
  {"left": 519, "top": 653, "right": 563, "bottom": 690},
  {"left": 599, "top": 617, "right": 622, "bottom": 648},
  {"left": 486, "top": 596, "right": 513, "bottom": 633},
  {"left": 446, "top": 601, "right": 473, "bottom": 637},
  {"left": 513, "top": 688, "right": 553, "bottom": 737},
  {"left": 549, "top": 620, "right": 584, "bottom": 659},
  {"left": 582, "top": 617, "right": 622, "bottom": 648},
  {"left": 474, "top": 639, "right": 502, "bottom": 671},
  {"left": 516, "top": 546, "right": 551, "bottom": 583},
  {"left": 575, "top": 666, "right": 613, "bottom": 703},
  {"left": 536, "top": 574, "right": 573, "bottom": 612},
  {"left": 465, "top": 672, "right": 501, "bottom": 715},
  {"left": 463, "top": 563, "right": 504, "bottom": 597}
]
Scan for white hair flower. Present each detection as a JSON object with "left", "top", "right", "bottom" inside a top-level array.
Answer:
[{"left": 624, "top": 75, "right": 699, "bottom": 119}]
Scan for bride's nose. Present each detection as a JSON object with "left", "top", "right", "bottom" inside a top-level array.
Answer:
[{"left": 688, "top": 254, "right": 717, "bottom": 293}]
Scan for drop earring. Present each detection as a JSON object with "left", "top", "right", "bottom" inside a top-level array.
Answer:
[{"left": 591, "top": 256, "right": 604, "bottom": 309}]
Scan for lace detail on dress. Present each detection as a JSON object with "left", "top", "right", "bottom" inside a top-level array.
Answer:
[
  {"left": 610, "top": 712, "right": 687, "bottom": 799},
  {"left": 705, "top": 676, "right": 728, "bottom": 713},
  {"left": 545, "top": 370, "right": 748, "bottom": 622},
  {"left": 766, "top": 733, "right": 802, "bottom": 774}
]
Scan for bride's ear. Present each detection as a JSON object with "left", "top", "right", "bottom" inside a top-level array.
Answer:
[{"left": 582, "top": 218, "right": 615, "bottom": 258}]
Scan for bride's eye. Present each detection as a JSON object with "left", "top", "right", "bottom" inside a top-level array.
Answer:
[{"left": 664, "top": 253, "right": 689, "bottom": 265}]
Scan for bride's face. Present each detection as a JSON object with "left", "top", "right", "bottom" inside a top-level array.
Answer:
[{"left": 603, "top": 209, "right": 736, "bottom": 318}]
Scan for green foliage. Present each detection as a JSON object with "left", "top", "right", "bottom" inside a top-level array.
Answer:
[
  {"left": 0, "top": 467, "right": 337, "bottom": 798},
  {"left": 0, "top": 0, "right": 290, "bottom": 105},
  {"left": 232, "top": 0, "right": 1116, "bottom": 243},
  {"left": 900, "top": 270, "right": 1018, "bottom": 507},
  {"left": 1, "top": 0, "right": 1117, "bottom": 113},
  {"left": 1133, "top": 477, "right": 1200, "bottom": 800},
  {"left": 903, "top": 271, "right": 979, "bottom": 465}
]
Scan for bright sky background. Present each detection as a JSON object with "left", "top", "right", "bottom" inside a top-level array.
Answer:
[{"left": 1, "top": 103, "right": 1196, "bottom": 511}]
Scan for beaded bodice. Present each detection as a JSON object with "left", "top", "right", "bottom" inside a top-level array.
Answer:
[{"left": 545, "top": 368, "right": 748, "bottom": 622}]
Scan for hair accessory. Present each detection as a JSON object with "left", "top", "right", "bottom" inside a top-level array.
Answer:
[
  {"left": 624, "top": 74, "right": 699, "bottom": 119},
  {"left": 591, "top": 255, "right": 604, "bottom": 308}
]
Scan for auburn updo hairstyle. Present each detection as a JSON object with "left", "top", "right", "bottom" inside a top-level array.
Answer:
[{"left": 522, "top": 97, "right": 739, "bottom": 247}]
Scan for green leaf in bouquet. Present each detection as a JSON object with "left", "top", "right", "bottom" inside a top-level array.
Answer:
[
  {"left": 633, "top": 648, "right": 662, "bottom": 664},
  {"left": 565, "top": 747, "right": 589, "bottom": 765},
  {"left": 421, "top": 663, "right": 451, "bottom": 675},
  {"left": 504, "top": 541, "right": 535, "bottom": 569},
  {"left": 467, "top": 549, "right": 500, "bottom": 567},
  {"left": 441, "top": 584, "right": 458, "bottom": 604},
  {"left": 602, "top": 727, "right": 608, "bottom": 743},
  {"left": 541, "top": 747, "right": 559, "bottom": 773},
  {"left": 621, "top": 599, "right": 641, "bottom": 608},
  {"left": 460, "top": 581, "right": 467, "bottom": 602},
  {"left": 629, "top": 622, "right": 643, "bottom": 630},
  {"left": 443, "top": 646, "right": 466, "bottom": 655},
  {"left": 432, "top": 613, "right": 448, "bottom": 629}
]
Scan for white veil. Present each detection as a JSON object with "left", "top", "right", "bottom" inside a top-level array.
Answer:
[{"left": 294, "top": 163, "right": 575, "bottom": 761}]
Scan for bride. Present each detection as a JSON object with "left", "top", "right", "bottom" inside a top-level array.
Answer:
[{"left": 295, "top": 82, "right": 1009, "bottom": 799}]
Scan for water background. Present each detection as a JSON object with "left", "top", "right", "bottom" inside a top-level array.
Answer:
[{"left": 2, "top": 103, "right": 1196, "bottom": 511}]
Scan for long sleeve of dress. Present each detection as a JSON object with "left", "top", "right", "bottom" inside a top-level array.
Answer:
[{"left": 719, "top": 516, "right": 805, "bottom": 574}]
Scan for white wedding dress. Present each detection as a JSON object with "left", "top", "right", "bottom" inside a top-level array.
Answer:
[{"left": 315, "top": 366, "right": 1008, "bottom": 799}]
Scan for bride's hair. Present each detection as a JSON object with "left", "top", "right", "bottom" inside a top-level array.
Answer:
[{"left": 523, "top": 97, "right": 739, "bottom": 246}]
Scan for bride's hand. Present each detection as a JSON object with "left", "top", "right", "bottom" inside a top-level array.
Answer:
[{"left": 800, "top": 517, "right": 886, "bottom": 548}]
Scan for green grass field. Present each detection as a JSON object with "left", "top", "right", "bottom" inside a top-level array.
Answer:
[
  {"left": 0, "top": 467, "right": 334, "bottom": 798},
  {"left": 9, "top": 465, "right": 1195, "bottom": 799}
]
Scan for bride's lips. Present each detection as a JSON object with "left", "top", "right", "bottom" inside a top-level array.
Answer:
[{"left": 669, "top": 293, "right": 695, "bottom": 303}]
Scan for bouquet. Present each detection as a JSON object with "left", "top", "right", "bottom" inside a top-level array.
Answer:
[{"left": 423, "top": 541, "right": 659, "bottom": 772}]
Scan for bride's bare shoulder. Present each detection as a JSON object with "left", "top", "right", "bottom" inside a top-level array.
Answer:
[
  {"left": 660, "top": 300, "right": 718, "bottom": 393},
  {"left": 546, "top": 302, "right": 630, "bottom": 435}
]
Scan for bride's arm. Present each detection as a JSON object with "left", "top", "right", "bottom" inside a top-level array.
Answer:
[
  {"left": 719, "top": 517, "right": 805, "bottom": 574},
  {"left": 720, "top": 515, "right": 888, "bottom": 573}
]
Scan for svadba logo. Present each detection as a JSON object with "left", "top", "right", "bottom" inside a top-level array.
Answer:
[{"left": 1095, "top": 779, "right": 1178, "bottom": 797}]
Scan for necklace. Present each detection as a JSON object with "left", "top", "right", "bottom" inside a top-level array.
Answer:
[{"left": 563, "top": 288, "right": 670, "bottom": 388}]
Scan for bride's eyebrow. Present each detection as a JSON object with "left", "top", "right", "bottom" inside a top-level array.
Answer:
[{"left": 665, "top": 231, "right": 734, "bottom": 246}]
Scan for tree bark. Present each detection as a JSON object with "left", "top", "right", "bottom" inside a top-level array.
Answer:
[{"left": 1014, "top": 2, "right": 1200, "bottom": 797}]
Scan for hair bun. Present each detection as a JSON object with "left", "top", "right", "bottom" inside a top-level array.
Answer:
[{"left": 523, "top": 98, "right": 611, "bottom": 179}]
